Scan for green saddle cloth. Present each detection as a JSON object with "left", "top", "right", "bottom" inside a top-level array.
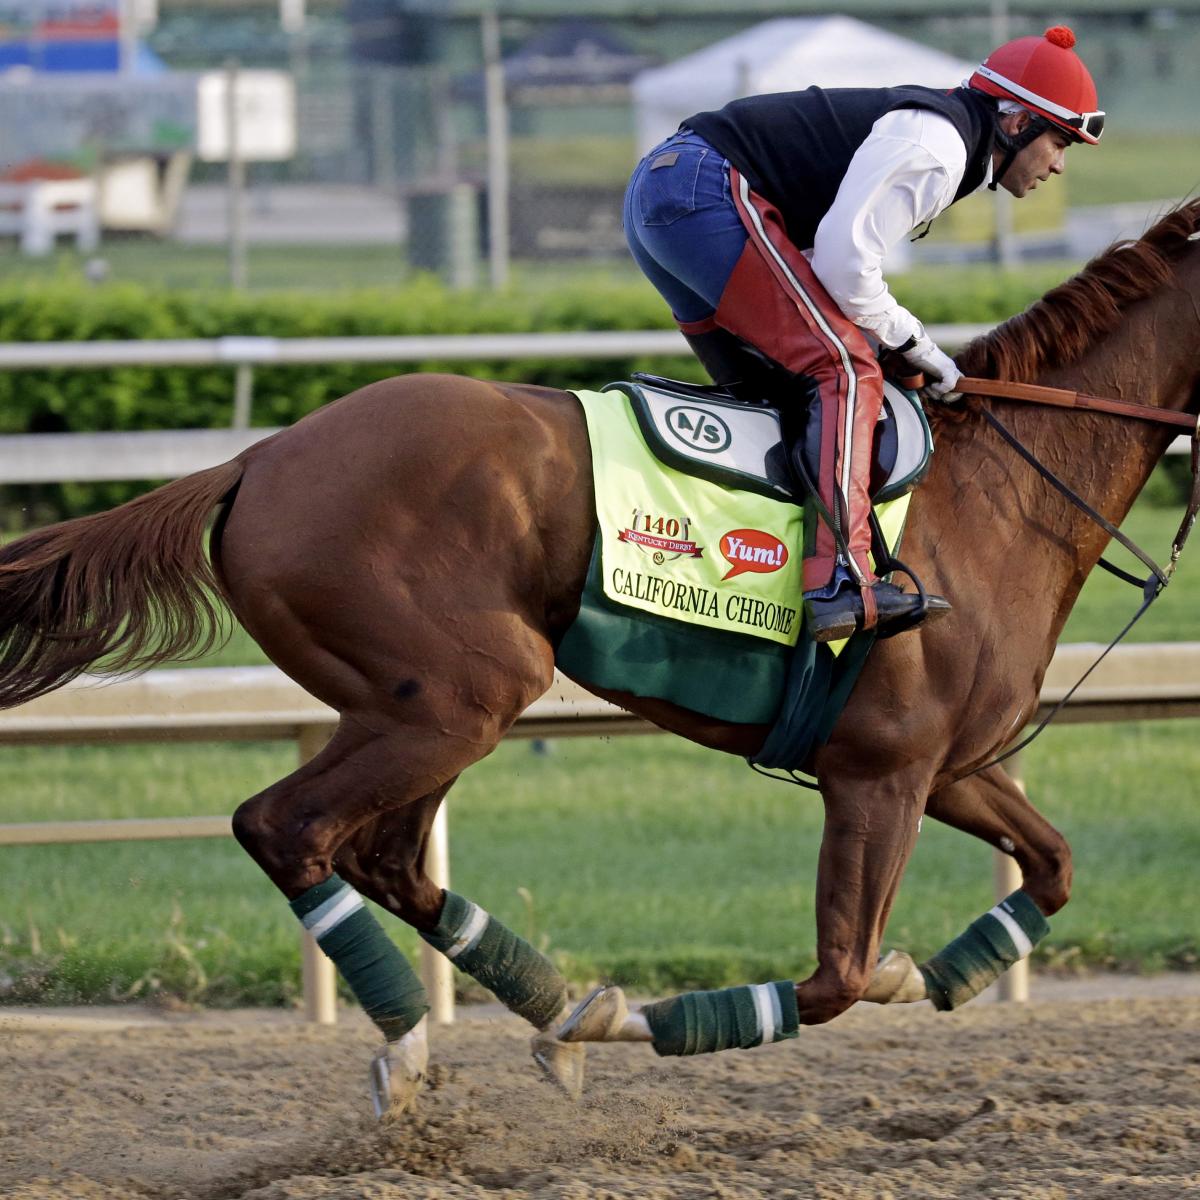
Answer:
[{"left": 554, "top": 384, "right": 916, "bottom": 775}]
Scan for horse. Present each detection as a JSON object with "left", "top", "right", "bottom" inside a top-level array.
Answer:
[{"left": 2, "top": 197, "right": 1198, "bottom": 1115}]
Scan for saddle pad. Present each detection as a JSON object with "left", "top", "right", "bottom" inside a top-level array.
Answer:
[
  {"left": 612, "top": 377, "right": 932, "bottom": 504},
  {"left": 576, "top": 387, "right": 804, "bottom": 648},
  {"left": 557, "top": 387, "right": 913, "bottom": 737}
]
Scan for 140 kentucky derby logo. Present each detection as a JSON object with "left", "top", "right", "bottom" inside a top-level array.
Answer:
[{"left": 618, "top": 508, "right": 704, "bottom": 566}]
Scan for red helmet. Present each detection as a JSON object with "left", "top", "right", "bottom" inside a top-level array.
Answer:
[{"left": 970, "top": 26, "right": 1104, "bottom": 145}]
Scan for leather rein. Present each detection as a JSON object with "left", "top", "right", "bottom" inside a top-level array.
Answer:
[
  {"left": 953, "top": 375, "right": 1200, "bottom": 778},
  {"left": 754, "top": 372, "right": 1200, "bottom": 791}
]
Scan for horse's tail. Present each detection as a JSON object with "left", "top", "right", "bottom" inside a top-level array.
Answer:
[{"left": 0, "top": 459, "right": 245, "bottom": 709}]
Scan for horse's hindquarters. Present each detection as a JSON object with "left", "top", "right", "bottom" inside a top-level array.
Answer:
[{"left": 216, "top": 374, "right": 595, "bottom": 724}]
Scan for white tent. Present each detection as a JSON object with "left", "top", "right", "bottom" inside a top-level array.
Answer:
[{"left": 633, "top": 17, "right": 975, "bottom": 154}]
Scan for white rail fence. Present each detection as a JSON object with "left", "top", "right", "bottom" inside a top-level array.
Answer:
[
  {"left": 0, "top": 326, "right": 992, "bottom": 371},
  {"left": 2, "top": 643, "right": 1198, "bottom": 1021},
  {"left": 0, "top": 327, "right": 1189, "bottom": 480},
  {"left": 0, "top": 326, "right": 999, "bottom": 473}
]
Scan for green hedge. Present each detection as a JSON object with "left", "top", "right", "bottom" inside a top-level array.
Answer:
[
  {"left": 0, "top": 266, "right": 1068, "bottom": 524},
  {"left": 0, "top": 268, "right": 1070, "bottom": 433}
]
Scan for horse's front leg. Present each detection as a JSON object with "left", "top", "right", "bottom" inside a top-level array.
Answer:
[
  {"left": 794, "top": 769, "right": 930, "bottom": 1023},
  {"left": 864, "top": 765, "right": 1067, "bottom": 1010},
  {"left": 559, "top": 768, "right": 932, "bottom": 1058},
  {"left": 926, "top": 764, "right": 1072, "bottom": 915}
]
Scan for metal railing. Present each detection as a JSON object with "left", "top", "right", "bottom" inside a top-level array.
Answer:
[
  {"left": 3, "top": 643, "right": 1198, "bottom": 1018},
  {"left": 0, "top": 328, "right": 1190, "bottom": 478},
  {"left": 0, "top": 326, "right": 992, "bottom": 433}
]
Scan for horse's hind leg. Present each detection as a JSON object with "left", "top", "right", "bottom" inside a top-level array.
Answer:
[
  {"left": 333, "top": 785, "right": 587, "bottom": 1099},
  {"left": 864, "top": 766, "right": 1068, "bottom": 1010},
  {"left": 231, "top": 722, "right": 477, "bottom": 1116},
  {"left": 926, "top": 765, "right": 1072, "bottom": 915}
]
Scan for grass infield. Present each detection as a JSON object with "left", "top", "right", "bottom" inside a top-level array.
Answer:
[{"left": 1, "top": 501, "right": 1198, "bottom": 1006}]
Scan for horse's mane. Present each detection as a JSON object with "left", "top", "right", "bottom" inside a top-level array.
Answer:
[{"left": 957, "top": 196, "right": 1200, "bottom": 383}]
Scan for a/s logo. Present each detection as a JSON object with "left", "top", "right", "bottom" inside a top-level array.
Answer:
[{"left": 665, "top": 406, "right": 731, "bottom": 454}]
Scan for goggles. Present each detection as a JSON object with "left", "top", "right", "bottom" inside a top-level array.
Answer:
[{"left": 1065, "top": 109, "right": 1106, "bottom": 141}]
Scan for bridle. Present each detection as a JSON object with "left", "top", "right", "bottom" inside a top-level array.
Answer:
[
  {"left": 951, "top": 375, "right": 1200, "bottom": 778},
  {"left": 956, "top": 376, "right": 1200, "bottom": 589},
  {"left": 757, "top": 371, "right": 1200, "bottom": 791}
]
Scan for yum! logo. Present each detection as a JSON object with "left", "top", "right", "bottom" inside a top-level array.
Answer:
[{"left": 720, "top": 528, "right": 788, "bottom": 580}]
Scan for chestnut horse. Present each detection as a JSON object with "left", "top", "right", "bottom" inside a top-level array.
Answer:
[{"left": 2, "top": 199, "right": 1198, "bottom": 1112}]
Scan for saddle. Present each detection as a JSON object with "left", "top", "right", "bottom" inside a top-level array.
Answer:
[{"left": 618, "top": 372, "right": 933, "bottom": 505}]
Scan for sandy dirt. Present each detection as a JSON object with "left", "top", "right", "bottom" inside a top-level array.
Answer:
[{"left": 2, "top": 986, "right": 1199, "bottom": 1199}]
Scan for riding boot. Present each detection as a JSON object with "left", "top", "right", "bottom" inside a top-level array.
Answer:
[
  {"left": 681, "top": 327, "right": 793, "bottom": 403},
  {"left": 791, "top": 426, "right": 951, "bottom": 642},
  {"left": 804, "top": 566, "right": 950, "bottom": 643}
]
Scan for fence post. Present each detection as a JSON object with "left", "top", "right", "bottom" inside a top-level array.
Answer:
[
  {"left": 420, "top": 804, "right": 455, "bottom": 1024},
  {"left": 232, "top": 364, "right": 255, "bottom": 428},
  {"left": 297, "top": 723, "right": 338, "bottom": 1023},
  {"left": 995, "top": 751, "right": 1030, "bottom": 1003}
]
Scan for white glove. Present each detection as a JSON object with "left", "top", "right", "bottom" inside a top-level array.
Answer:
[{"left": 897, "top": 332, "right": 962, "bottom": 400}]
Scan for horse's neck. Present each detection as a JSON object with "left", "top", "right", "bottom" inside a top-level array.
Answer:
[
  {"left": 1035, "top": 261, "right": 1200, "bottom": 568},
  {"left": 928, "top": 258, "right": 1200, "bottom": 651}
]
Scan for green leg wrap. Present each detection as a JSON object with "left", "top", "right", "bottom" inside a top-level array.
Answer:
[
  {"left": 290, "top": 874, "right": 429, "bottom": 1041},
  {"left": 921, "top": 889, "right": 1050, "bottom": 1011},
  {"left": 642, "top": 981, "right": 799, "bottom": 1057},
  {"left": 420, "top": 890, "right": 568, "bottom": 1030}
]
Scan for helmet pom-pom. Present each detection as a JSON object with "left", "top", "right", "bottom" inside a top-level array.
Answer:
[{"left": 1044, "top": 26, "right": 1076, "bottom": 49}]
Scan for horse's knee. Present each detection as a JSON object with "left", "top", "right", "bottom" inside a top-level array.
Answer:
[
  {"left": 796, "top": 965, "right": 870, "bottom": 1025},
  {"left": 230, "top": 793, "right": 270, "bottom": 860},
  {"left": 1019, "top": 828, "right": 1073, "bottom": 916}
]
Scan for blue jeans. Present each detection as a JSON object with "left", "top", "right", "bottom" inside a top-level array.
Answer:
[{"left": 623, "top": 131, "right": 748, "bottom": 325}]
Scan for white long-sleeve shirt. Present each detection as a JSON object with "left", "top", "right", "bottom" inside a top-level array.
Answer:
[{"left": 809, "top": 107, "right": 993, "bottom": 350}]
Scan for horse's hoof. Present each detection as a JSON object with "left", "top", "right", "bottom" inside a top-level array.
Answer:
[
  {"left": 557, "top": 984, "right": 629, "bottom": 1043},
  {"left": 861, "top": 950, "right": 928, "bottom": 1004},
  {"left": 369, "top": 1017, "right": 428, "bottom": 1120},
  {"left": 531, "top": 1028, "right": 586, "bottom": 1101}
]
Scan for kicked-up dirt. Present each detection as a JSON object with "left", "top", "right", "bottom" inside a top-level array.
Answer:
[{"left": 2, "top": 984, "right": 1199, "bottom": 1199}]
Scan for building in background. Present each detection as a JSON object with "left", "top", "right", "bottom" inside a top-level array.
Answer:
[
  {"left": 1, "top": 1, "right": 1195, "bottom": 271},
  {"left": 632, "top": 16, "right": 970, "bottom": 155}
]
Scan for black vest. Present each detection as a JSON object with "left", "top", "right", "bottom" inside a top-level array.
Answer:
[{"left": 685, "top": 85, "right": 998, "bottom": 249}]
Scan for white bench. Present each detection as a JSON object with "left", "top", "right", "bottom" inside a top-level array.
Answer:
[{"left": 0, "top": 178, "right": 100, "bottom": 256}]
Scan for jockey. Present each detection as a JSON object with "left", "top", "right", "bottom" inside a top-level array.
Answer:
[{"left": 624, "top": 26, "right": 1103, "bottom": 643}]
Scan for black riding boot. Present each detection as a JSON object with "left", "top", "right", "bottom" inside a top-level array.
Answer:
[
  {"left": 682, "top": 329, "right": 792, "bottom": 402},
  {"left": 804, "top": 568, "right": 951, "bottom": 643}
]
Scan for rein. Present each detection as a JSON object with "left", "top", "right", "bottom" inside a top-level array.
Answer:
[
  {"left": 956, "top": 376, "right": 1200, "bottom": 434},
  {"left": 754, "top": 372, "right": 1200, "bottom": 793},
  {"left": 954, "top": 375, "right": 1200, "bottom": 779}
]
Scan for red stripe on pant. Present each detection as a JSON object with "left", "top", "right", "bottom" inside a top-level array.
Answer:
[{"left": 713, "top": 169, "right": 884, "bottom": 592}]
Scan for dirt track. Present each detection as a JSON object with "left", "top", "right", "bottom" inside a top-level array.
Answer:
[{"left": 3, "top": 987, "right": 1200, "bottom": 1199}]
